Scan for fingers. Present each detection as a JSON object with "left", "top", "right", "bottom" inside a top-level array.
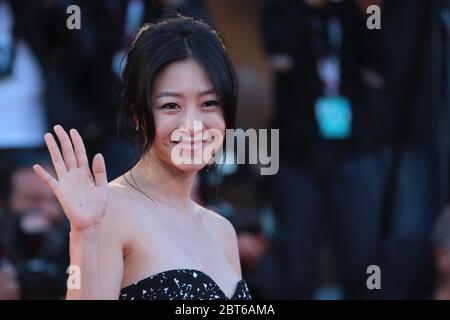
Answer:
[
  {"left": 92, "top": 153, "right": 108, "bottom": 187},
  {"left": 53, "top": 125, "right": 78, "bottom": 171},
  {"left": 44, "top": 132, "right": 67, "bottom": 179},
  {"left": 43, "top": 126, "right": 102, "bottom": 186},
  {"left": 32, "top": 164, "right": 58, "bottom": 192},
  {"left": 69, "top": 129, "right": 89, "bottom": 169}
]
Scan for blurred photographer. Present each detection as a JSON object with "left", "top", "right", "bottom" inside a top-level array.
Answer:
[{"left": 0, "top": 150, "right": 69, "bottom": 299}]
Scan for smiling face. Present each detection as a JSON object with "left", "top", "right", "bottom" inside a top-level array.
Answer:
[{"left": 148, "top": 58, "right": 226, "bottom": 173}]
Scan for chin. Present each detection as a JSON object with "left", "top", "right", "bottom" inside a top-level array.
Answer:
[
  {"left": 169, "top": 150, "right": 212, "bottom": 173},
  {"left": 171, "top": 162, "right": 207, "bottom": 173}
]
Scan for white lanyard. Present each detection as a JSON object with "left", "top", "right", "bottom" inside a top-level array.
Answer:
[{"left": 316, "top": 16, "right": 343, "bottom": 96}]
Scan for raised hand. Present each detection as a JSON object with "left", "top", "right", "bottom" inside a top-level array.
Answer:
[{"left": 33, "top": 125, "right": 108, "bottom": 231}]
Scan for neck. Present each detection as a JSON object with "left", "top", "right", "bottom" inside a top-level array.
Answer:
[{"left": 127, "top": 150, "right": 197, "bottom": 213}]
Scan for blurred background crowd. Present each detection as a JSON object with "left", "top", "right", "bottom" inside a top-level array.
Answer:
[{"left": 0, "top": 0, "right": 449, "bottom": 300}]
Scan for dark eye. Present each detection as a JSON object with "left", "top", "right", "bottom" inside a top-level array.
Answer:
[
  {"left": 202, "top": 100, "right": 219, "bottom": 108},
  {"left": 160, "top": 103, "right": 180, "bottom": 110}
]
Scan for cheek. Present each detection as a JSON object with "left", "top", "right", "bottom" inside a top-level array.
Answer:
[
  {"left": 205, "top": 113, "right": 226, "bottom": 135},
  {"left": 153, "top": 114, "right": 177, "bottom": 143},
  {"left": 213, "top": 119, "right": 226, "bottom": 145},
  {"left": 202, "top": 115, "right": 226, "bottom": 155}
]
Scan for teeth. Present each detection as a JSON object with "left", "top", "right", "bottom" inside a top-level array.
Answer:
[
  {"left": 178, "top": 141, "right": 203, "bottom": 150},
  {"left": 171, "top": 140, "right": 208, "bottom": 144}
]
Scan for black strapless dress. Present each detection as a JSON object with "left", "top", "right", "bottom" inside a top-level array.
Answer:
[{"left": 119, "top": 269, "right": 252, "bottom": 300}]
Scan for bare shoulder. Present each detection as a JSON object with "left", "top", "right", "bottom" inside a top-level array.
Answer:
[
  {"left": 196, "top": 203, "right": 237, "bottom": 239},
  {"left": 101, "top": 177, "right": 141, "bottom": 248},
  {"left": 194, "top": 203, "right": 242, "bottom": 277},
  {"left": 105, "top": 180, "right": 131, "bottom": 223}
]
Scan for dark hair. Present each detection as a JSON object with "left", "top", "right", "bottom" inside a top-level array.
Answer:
[{"left": 119, "top": 15, "right": 238, "bottom": 166}]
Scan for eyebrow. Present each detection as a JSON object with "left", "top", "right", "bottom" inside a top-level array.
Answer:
[{"left": 155, "top": 88, "right": 217, "bottom": 99}]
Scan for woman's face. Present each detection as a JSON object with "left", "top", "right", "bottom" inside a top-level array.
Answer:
[{"left": 149, "top": 58, "right": 226, "bottom": 173}]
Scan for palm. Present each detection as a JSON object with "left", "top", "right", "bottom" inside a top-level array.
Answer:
[
  {"left": 33, "top": 125, "right": 109, "bottom": 231},
  {"left": 55, "top": 167, "right": 108, "bottom": 230}
]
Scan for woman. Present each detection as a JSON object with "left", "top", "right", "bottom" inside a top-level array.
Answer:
[{"left": 32, "top": 16, "right": 251, "bottom": 300}]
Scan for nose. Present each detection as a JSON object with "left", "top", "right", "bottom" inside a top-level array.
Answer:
[{"left": 179, "top": 106, "right": 203, "bottom": 139}]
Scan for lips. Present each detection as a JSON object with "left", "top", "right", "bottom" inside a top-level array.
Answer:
[
  {"left": 180, "top": 142, "right": 202, "bottom": 150},
  {"left": 171, "top": 139, "right": 209, "bottom": 150}
]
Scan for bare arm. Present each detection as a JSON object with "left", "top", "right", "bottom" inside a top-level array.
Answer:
[
  {"left": 66, "top": 226, "right": 102, "bottom": 299},
  {"left": 33, "top": 125, "right": 123, "bottom": 299},
  {"left": 66, "top": 209, "right": 125, "bottom": 300}
]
